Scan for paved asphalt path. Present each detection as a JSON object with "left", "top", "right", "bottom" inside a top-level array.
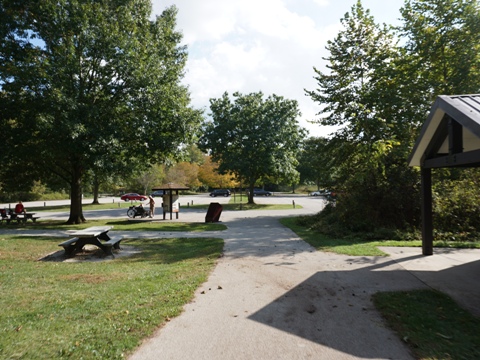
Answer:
[{"left": 2, "top": 195, "right": 480, "bottom": 359}]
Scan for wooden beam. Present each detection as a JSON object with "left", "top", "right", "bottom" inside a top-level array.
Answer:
[
  {"left": 421, "top": 167, "right": 433, "bottom": 256},
  {"left": 423, "top": 149, "right": 480, "bottom": 168}
]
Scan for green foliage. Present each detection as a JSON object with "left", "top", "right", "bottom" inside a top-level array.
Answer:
[
  {"left": 433, "top": 168, "right": 480, "bottom": 235},
  {"left": 0, "top": 1, "right": 202, "bottom": 223},
  {"left": 291, "top": 204, "right": 420, "bottom": 241},
  {"left": 306, "top": 0, "right": 480, "bottom": 235},
  {"left": 399, "top": 0, "right": 480, "bottom": 97},
  {"left": 305, "top": 1, "right": 420, "bottom": 232},
  {"left": 199, "top": 91, "right": 306, "bottom": 203},
  {"left": 297, "top": 137, "right": 332, "bottom": 189}
]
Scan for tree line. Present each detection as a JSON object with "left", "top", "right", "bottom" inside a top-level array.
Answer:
[
  {"left": 1, "top": 0, "right": 480, "bottom": 235},
  {"left": 301, "top": 0, "right": 480, "bottom": 238}
]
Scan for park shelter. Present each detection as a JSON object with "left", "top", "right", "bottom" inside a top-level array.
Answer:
[
  {"left": 408, "top": 94, "right": 480, "bottom": 255},
  {"left": 151, "top": 183, "right": 189, "bottom": 220}
]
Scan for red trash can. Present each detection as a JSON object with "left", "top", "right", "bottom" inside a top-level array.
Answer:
[{"left": 205, "top": 202, "right": 223, "bottom": 223}]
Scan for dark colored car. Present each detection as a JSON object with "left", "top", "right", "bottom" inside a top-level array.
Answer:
[
  {"left": 120, "top": 193, "right": 148, "bottom": 201},
  {"left": 252, "top": 188, "right": 272, "bottom": 196},
  {"left": 209, "top": 189, "right": 231, "bottom": 197},
  {"left": 150, "top": 190, "right": 165, "bottom": 197}
]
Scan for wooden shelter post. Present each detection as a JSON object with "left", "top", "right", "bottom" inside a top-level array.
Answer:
[
  {"left": 409, "top": 95, "right": 480, "bottom": 255},
  {"left": 152, "top": 183, "right": 189, "bottom": 221},
  {"left": 421, "top": 167, "right": 433, "bottom": 255}
]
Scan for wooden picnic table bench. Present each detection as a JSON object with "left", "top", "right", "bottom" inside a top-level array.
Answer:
[
  {"left": 14, "top": 213, "right": 40, "bottom": 223},
  {"left": 0, "top": 212, "right": 40, "bottom": 224},
  {"left": 58, "top": 226, "right": 123, "bottom": 257}
]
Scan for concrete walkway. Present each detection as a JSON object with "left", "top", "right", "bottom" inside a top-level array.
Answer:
[
  {"left": 3, "top": 195, "right": 479, "bottom": 359},
  {"left": 125, "top": 197, "right": 479, "bottom": 360}
]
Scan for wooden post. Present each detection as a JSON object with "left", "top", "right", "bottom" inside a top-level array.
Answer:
[{"left": 421, "top": 167, "right": 433, "bottom": 255}]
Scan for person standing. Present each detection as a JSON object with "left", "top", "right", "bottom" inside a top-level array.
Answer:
[{"left": 147, "top": 195, "right": 155, "bottom": 218}]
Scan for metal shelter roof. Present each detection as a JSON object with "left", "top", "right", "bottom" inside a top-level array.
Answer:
[{"left": 409, "top": 94, "right": 480, "bottom": 168}]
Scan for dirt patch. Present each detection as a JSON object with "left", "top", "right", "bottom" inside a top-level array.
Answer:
[
  {"left": 60, "top": 273, "right": 120, "bottom": 284},
  {"left": 39, "top": 245, "right": 141, "bottom": 263}
]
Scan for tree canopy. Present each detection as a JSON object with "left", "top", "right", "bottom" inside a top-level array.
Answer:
[
  {"left": 305, "top": 0, "right": 480, "bottom": 235},
  {"left": 199, "top": 91, "right": 306, "bottom": 203},
  {"left": 0, "top": 0, "right": 201, "bottom": 223}
]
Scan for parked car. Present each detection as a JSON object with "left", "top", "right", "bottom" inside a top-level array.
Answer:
[
  {"left": 310, "top": 189, "right": 329, "bottom": 196},
  {"left": 210, "top": 189, "right": 231, "bottom": 197},
  {"left": 150, "top": 190, "right": 165, "bottom": 197},
  {"left": 120, "top": 193, "right": 148, "bottom": 201},
  {"left": 251, "top": 188, "right": 272, "bottom": 196}
]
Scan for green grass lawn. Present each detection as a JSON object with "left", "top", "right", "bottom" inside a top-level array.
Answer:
[
  {"left": 0, "top": 234, "right": 224, "bottom": 359},
  {"left": 280, "top": 217, "right": 480, "bottom": 256},
  {"left": 26, "top": 196, "right": 302, "bottom": 213},
  {"left": 1, "top": 219, "right": 227, "bottom": 232},
  {"left": 189, "top": 194, "right": 301, "bottom": 211},
  {"left": 23, "top": 202, "right": 137, "bottom": 212},
  {"left": 373, "top": 290, "right": 480, "bottom": 359}
]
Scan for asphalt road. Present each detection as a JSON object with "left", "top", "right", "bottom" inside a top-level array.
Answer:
[{"left": 1, "top": 193, "right": 327, "bottom": 221}]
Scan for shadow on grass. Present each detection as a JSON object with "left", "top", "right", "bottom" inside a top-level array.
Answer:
[
  {"left": 1, "top": 235, "right": 224, "bottom": 266},
  {"left": 125, "top": 237, "right": 224, "bottom": 265},
  {"left": 1, "top": 219, "right": 227, "bottom": 232}
]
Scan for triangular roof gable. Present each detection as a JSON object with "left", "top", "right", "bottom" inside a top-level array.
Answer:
[{"left": 408, "top": 95, "right": 480, "bottom": 168}]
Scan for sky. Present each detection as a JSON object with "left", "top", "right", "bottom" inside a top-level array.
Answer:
[{"left": 151, "top": 0, "right": 406, "bottom": 138}]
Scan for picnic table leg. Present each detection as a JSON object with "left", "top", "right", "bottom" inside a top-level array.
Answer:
[
  {"left": 64, "top": 244, "right": 77, "bottom": 257},
  {"left": 82, "top": 236, "right": 114, "bottom": 257},
  {"left": 89, "top": 237, "right": 114, "bottom": 257},
  {"left": 97, "top": 232, "right": 110, "bottom": 241}
]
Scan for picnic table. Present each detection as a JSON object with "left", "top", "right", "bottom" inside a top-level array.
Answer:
[
  {"left": 0, "top": 211, "right": 40, "bottom": 224},
  {"left": 58, "top": 226, "right": 123, "bottom": 257}
]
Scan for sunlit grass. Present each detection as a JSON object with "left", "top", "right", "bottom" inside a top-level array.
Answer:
[
  {"left": 281, "top": 217, "right": 480, "bottom": 256},
  {"left": 0, "top": 234, "right": 224, "bottom": 359},
  {"left": 373, "top": 290, "right": 480, "bottom": 359},
  {"left": 1, "top": 219, "right": 227, "bottom": 231},
  {"left": 21, "top": 201, "right": 137, "bottom": 212}
]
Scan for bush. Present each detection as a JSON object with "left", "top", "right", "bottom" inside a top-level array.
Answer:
[{"left": 433, "top": 170, "right": 480, "bottom": 234}]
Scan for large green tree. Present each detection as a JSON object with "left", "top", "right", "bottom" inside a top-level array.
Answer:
[
  {"left": 297, "top": 137, "right": 332, "bottom": 190},
  {"left": 306, "top": 0, "right": 480, "bottom": 234},
  {"left": 0, "top": 1, "right": 201, "bottom": 223},
  {"left": 399, "top": 0, "right": 480, "bottom": 98},
  {"left": 399, "top": 0, "right": 480, "bottom": 233},
  {"left": 199, "top": 91, "right": 306, "bottom": 204},
  {"left": 306, "top": 1, "right": 420, "bottom": 231}
]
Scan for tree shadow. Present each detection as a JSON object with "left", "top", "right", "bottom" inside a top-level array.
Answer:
[{"left": 248, "top": 258, "right": 480, "bottom": 358}]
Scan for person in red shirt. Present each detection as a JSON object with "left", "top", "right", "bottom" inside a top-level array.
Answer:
[{"left": 15, "top": 201, "right": 26, "bottom": 214}]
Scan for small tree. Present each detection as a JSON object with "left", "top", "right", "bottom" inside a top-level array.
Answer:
[{"left": 199, "top": 91, "right": 306, "bottom": 204}]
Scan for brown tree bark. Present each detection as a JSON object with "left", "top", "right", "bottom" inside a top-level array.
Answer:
[{"left": 67, "top": 165, "right": 86, "bottom": 224}]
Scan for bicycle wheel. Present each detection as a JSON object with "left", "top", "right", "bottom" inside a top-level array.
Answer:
[{"left": 127, "top": 208, "right": 136, "bottom": 218}]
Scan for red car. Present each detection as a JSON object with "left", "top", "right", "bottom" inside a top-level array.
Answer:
[{"left": 120, "top": 193, "right": 148, "bottom": 201}]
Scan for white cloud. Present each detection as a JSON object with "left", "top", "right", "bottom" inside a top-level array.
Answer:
[
  {"left": 312, "top": 0, "right": 329, "bottom": 6},
  {"left": 152, "top": 0, "right": 404, "bottom": 137}
]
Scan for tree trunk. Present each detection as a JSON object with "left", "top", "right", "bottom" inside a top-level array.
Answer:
[
  {"left": 92, "top": 175, "right": 100, "bottom": 204},
  {"left": 247, "top": 183, "right": 255, "bottom": 204},
  {"left": 67, "top": 165, "right": 86, "bottom": 224}
]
